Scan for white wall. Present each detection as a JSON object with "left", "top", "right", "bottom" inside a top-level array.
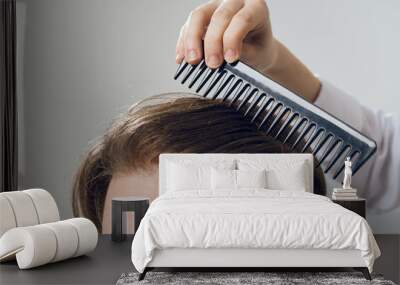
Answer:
[
  {"left": 269, "top": 0, "right": 400, "bottom": 113},
  {"left": 17, "top": 0, "right": 400, "bottom": 233}
]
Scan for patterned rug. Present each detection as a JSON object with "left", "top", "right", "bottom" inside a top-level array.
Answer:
[{"left": 117, "top": 271, "right": 396, "bottom": 285}]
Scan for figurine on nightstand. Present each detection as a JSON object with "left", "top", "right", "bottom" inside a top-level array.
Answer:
[
  {"left": 343, "top": 157, "right": 353, "bottom": 189},
  {"left": 332, "top": 157, "right": 358, "bottom": 200}
]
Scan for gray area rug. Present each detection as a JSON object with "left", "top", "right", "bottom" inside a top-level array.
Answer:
[{"left": 117, "top": 272, "right": 396, "bottom": 285}]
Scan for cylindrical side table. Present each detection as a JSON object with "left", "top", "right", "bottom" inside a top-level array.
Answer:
[{"left": 112, "top": 197, "right": 149, "bottom": 242}]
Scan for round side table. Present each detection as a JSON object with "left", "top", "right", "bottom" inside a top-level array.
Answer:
[{"left": 111, "top": 197, "right": 149, "bottom": 242}]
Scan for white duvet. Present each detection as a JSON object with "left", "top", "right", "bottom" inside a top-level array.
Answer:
[{"left": 131, "top": 190, "right": 380, "bottom": 273}]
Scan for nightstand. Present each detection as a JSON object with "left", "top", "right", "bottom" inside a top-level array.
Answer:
[
  {"left": 332, "top": 198, "right": 366, "bottom": 218},
  {"left": 112, "top": 197, "right": 149, "bottom": 242}
]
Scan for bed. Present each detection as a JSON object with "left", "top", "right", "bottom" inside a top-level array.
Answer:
[{"left": 131, "top": 153, "right": 380, "bottom": 280}]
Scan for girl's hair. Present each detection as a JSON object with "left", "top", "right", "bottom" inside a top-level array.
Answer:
[{"left": 72, "top": 93, "right": 325, "bottom": 231}]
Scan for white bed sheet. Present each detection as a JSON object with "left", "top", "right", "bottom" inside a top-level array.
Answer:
[{"left": 131, "top": 190, "right": 380, "bottom": 273}]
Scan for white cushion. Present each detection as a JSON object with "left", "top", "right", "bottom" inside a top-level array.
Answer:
[
  {"left": 266, "top": 162, "right": 308, "bottom": 191},
  {"left": 0, "top": 225, "right": 57, "bottom": 269},
  {"left": 0, "top": 218, "right": 97, "bottom": 269},
  {"left": 211, "top": 169, "right": 267, "bottom": 190},
  {"left": 166, "top": 159, "right": 235, "bottom": 192},
  {"left": 160, "top": 154, "right": 313, "bottom": 194},
  {"left": 23, "top": 189, "right": 60, "bottom": 224},
  {"left": 237, "top": 169, "right": 267, "bottom": 189},
  {"left": 0, "top": 196, "right": 17, "bottom": 237},
  {"left": 0, "top": 192, "right": 39, "bottom": 227},
  {"left": 64, "top": 218, "right": 98, "bottom": 257},
  {"left": 0, "top": 190, "right": 97, "bottom": 269},
  {"left": 0, "top": 189, "right": 60, "bottom": 238},
  {"left": 42, "top": 221, "right": 79, "bottom": 262},
  {"left": 238, "top": 159, "right": 310, "bottom": 192},
  {"left": 211, "top": 168, "right": 236, "bottom": 190},
  {"left": 167, "top": 163, "right": 210, "bottom": 191}
]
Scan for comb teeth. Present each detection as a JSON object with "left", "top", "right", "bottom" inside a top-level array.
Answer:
[
  {"left": 301, "top": 128, "right": 323, "bottom": 152},
  {"left": 196, "top": 68, "right": 217, "bottom": 93},
  {"left": 266, "top": 106, "right": 289, "bottom": 135},
  {"left": 291, "top": 123, "right": 315, "bottom": 151},
  {"left": 313, "top": 133, "right": 333, "bottom": 156},
  {"left": 229, "top": 83, "right": 250, "bottom": 107},
  {"left": 212, "top": 74, "right": 235, "bottom": 100},
  {"left": 316, "top": 139, "right": 341, "bottom": 168},
  {"left": 174, "top": 60, "right": 377, "bottom": 180},
  {"left": 325, "top": 144, "right": 349, "bottom": 173},
  {"left": 244, "top": 93, "right": 265, "bottom": 118},
  {"left": 283, "top": 117, "right": 308, "bottom": 144},
  {"left": 188, "top": 61, "right": 207, "bottom": 88},
  {"left": 251, "top": 96, "right": 273, "bottom": 123},
  {"left": 275, "top": 112, "right": 298, "bottom": 139},
  {"left": 258, "top": 101, "right": 281, "bottom": 130},
  {"left": 237, "top": 88, "right": 257, "bottom": 111},
  {"left": 180, "top": 64, "right": 197, "bottom": 84},
  {"left": 222, "top": 78, "right": 242, "bottom": 101},
  {"left": 203, "top": 70, "right": 226, "bottom": 97},
  {"left": 174, "top": 62, "right": 189, "bottom": 80}
]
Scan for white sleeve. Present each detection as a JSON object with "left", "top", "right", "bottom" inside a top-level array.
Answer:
[{"left": 314, "top": 80, "right": 400, "bottom": 213}]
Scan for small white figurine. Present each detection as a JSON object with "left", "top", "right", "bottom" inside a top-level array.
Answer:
[{"left": 343, "top": 157, "right": 352, "bottom": 189}]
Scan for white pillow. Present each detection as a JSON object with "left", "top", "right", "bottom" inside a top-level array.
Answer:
[
  {"left": 211, "top": 168, "right": 267, "bottom": 190},
  {"left": 166, "top": 159, "right": 235, "bottom": 192},
  {"left": 211, "top": 168, "right": 236, "bottom": 190},
  {"left": 237, "top": 169, "right": 267, "bottom": 189},
  {"left": 266, "top": 162, "right": 308, "bottom": 191},
  {"left": 238, "top": 159, "right": 310, "bottom": 192},
  {"left": 167, "top": 162, "right": 210, "bottom": 191}
]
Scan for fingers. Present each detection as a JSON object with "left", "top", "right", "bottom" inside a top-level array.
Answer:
[
  {"left": 177, "top": 0, "right": 268, "bottom": 68},
  {"left": 175, "top": 25, "right": 186, "bottom": 64},
  {"left": 223, "top": 5, "right": 260, "bottom": 63},
  {"left": 203, "top": 0, "right": 244, "bottom": 68},
  {"left": 182, "top": 2, "right": 218, "bottom": 65}
]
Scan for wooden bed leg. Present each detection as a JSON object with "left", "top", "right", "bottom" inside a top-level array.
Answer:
[
  {"left": 138, "top": 268, "right": 147, "bottom": 281},
  {"left": 354, "top": 267, "right": 372, "bottom": 280}
]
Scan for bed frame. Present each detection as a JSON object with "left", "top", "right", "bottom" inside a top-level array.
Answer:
[
  {"left": 140, "top": 248, "right": 370, "bottom": 280},
  {"left": 138, "top": 153, "right": 372, "bottom": 280}
]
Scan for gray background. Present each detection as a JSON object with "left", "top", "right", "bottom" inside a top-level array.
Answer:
[{"left": 16, "top": 0, "right": 400, "bottom": 233}]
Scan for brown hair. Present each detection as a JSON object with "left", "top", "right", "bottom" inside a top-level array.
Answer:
[{"left": 72, "top": 93, "right": 325, "bottom": 231}]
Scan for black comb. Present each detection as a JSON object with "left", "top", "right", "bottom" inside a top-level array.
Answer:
[{"left": 174, "top": 60, "right": 376, "bottom": 180}]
